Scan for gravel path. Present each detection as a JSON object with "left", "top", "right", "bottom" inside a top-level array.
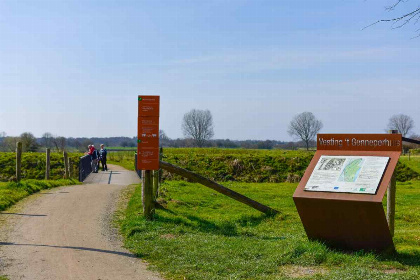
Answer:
[{"left": 0, "top": 165, "right": 162, "bottom": 280}]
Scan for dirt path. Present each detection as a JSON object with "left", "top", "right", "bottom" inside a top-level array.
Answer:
[{"left": 0, "top": 165, "right": 162, "bottom": 280}]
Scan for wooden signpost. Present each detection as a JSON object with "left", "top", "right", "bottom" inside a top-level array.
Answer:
[
  {"left": 293, "top": 133, "right": 402, "bottom": 252},
  {"left": 138, "top": 95, "right": 160, "bottom": 171},
  {"left": 138, "top": 95, "right": 160, "bottom": 220}
]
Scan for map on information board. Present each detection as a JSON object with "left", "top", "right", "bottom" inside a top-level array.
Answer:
[{"left": 305, "top": 156, "right": 389, "bottom": 194}]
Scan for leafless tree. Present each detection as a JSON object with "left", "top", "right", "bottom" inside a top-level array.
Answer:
[
  {"left": 288, "top": 112, "right": 323, "bottom": 151},
  {"left": 52, "top": 136, "right": 67, "bottom": 152},
  {"left": 365, "top": 0, "right": 420, "bottom": 37},
  {"left": 182, "top": 109, "right": 214, "bottom": 147},
  {"left": 41, "top": 132, "right": 54, "bottom": 149},
  {"left": 159, "top": 130, "right": 170, "bottom": 140},
  {"left": 2, "top": 137, "right": 19, "bottom": 152},
  {"left": 387, "top": 114, "right": 414, "bottom": 136}
]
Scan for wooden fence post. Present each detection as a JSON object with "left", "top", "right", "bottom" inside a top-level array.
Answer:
[
  {"left": 46, "top": 148, "right": 51, "bottom": 180},
  {"left": 387, "top": 130, "right": 398, "bottom": 237},
  {"left": 68, "top": 157, "right": 72, "bottom": 178},
  {"left": 63, "top": 151, "right": 69, "bottom": 179},
  {"left": 142, "top": 170, "right": 154, "bottom": 220},
  {"left": 153, "top": 170, "right": 159, "bottom": 200},
  {"left": 16, "top": 142, "right": 22, "bottom": 181},
  {"left": 153, "top": 147, "right": 163, "bottom": 200}
]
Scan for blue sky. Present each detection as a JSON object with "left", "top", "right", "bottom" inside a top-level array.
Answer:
[{"left": 0, "top": 0, "right": 419, "bottom": 140}]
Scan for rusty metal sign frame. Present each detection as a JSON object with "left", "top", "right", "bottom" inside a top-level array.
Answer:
[{"left": 293, "top": 134, "right": 402, "bottom": 252}]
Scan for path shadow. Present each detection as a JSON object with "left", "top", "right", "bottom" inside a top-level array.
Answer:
[
  {"left": 40, "top": 191, "right": 69, "bottom": 195},
  {"left": 0, "top": 242, "right": 138, "bottom": 259},
  {"left": 0, "top": 213, "right": 47, "bottom": 217}
]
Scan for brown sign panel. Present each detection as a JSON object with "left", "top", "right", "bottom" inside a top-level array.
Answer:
[
  {"left": 138, "top": 95, "right": 160, "bottom": 170},
  {"left": 317, "top": 134, "right": 402, "bottom": 152},
  {"left": 137, "top": 158, "right": 160, "bottom": 171},
  {"left": 294, "top": 134, "right": 402, "bottom": 252},
  {"left": 138, "top": 95, "right": 160, "bottom": 117},
  {"left": 138, "top": 117, "right": 159, "bottom": 139}
]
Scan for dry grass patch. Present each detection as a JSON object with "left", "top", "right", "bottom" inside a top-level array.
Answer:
[{"left": 281, "top": 264, "right": 328, "bottom": 278}]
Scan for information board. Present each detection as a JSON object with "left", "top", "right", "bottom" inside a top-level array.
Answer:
[
  {"left": 304, "top": 155, "right": 389, "bottom": 194},
  {"left": 293, "top": 134, "right": 402, "bottom": 252},
  {"left": 137, "top": 95, "right": 160, "bottom": 170}
]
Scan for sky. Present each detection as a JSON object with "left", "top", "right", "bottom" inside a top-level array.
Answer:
[{"left": 0, "top": 0, "right": 419, "bottom": 141}]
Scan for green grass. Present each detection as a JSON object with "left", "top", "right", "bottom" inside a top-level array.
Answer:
[
  {"left": 118, "top": 180, "right": 420, "bottom": 280},
  {"left": 400, "top": 156, "right": 420, "bottom": 174},
  {"left": 107, "top": 151, "right": 136, "bottom": 171},
  {"left": 107, "top": 147, "right": 137, "bottom": 151},
  {"left": 0, "top": 179, "right": 80, "bottom": 211}
]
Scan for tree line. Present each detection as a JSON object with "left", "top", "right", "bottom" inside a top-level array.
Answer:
[
  {"left": 180, "top": 109, "right": 418, "bottom": 150},
  {"left": 0, "top": 110, "right": 417, "bottom": 152}
]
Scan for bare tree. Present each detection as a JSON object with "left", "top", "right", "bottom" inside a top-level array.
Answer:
[
  {"left": 182, "top": 109, "right": 214, "bottom": 147},
  {"left": 159, "top": 130, "right": 169, "bottom": 140},
  {"left": 387, "top": 114, "right": 414, "bottom": 136},
  {"left": 288, "top": 112, "right": 323, "bottom": 151},
  {"left": 52, "top": 136, "right": 67, "bottom": 152},
  {"left": 41, "top": 132, "right": 54, "bottom": 149},
  {"left": 365, "top": 0, "right": 420, "bottom": 37},
  {"left": 1, "top": 137, "right": 18, "bottom": 152}
]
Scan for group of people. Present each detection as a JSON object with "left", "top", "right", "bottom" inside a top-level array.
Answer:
[{"left": 86, "top": 144, "right": 108, "bottom": 173}]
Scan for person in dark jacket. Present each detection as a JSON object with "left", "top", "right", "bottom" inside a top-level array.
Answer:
[
  {"left": 99, "top": 144, "right": 108, "bottom": 171},
  {"left": 91, "top": 145, "right": 99, "bottom": 173}
]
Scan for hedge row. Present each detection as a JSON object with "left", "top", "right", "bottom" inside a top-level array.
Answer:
[
  {"left": 161, "top": 149, "right": 419, "bottom": 183},
  {"left": 0, "top": 152, "right": 82, "bottom": 182}
]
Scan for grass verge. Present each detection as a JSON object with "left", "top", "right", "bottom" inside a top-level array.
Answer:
[
  {"left": 118, "top": 180, "right": 419, "bottom": 280},
  {"left": 0, "top": 179, "right": 80, "bottom": 211}
]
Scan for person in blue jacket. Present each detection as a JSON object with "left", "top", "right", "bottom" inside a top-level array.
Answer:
[{"left": 99, "top": 144, "right": 108, "bottom": 171}]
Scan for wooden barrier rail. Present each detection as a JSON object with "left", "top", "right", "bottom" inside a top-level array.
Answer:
[{"left": 159, "top": 160, "right": 278, "bottom": 215}]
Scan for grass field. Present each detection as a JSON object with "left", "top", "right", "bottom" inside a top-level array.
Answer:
[
  {"left": 107, "top": 151, "right": 136, "bottom": 171},
  {"left": 118, "top": 180, "right": 420, "bottom": 280},
  {"left": 400, "top": 156, "right": 420, "bottom": 174},
  {"left": 0, "top": 179, "right": 79, "bottom": 211}
]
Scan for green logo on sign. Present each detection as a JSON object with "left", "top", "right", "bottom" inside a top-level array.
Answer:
[
  {"left": 138, "top": 97, "right": 142, "bottom": 101},
  {"left": 137, "top": 139, "right": 142, "bottom": 143},
  {"left": 359, "top": 188, "right": 366, "bottom": 192}
]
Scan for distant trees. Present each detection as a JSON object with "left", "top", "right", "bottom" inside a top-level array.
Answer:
[
  {"left": 41, "top": 132, "right": 54, "bottom": 149},
  {"left": 52, "top": 136, "right": 67, "bottom": 152},
  {"left": 182, "top": 109, "right": 214, "bottom": 147},
  {"left": 159, "top": 130, "right": 169, "bottom": 140},
  {"left": 288, "top": 112, "right": 323, "bottom": 151},
  {"left": 20, "top": 132, "right": 38, "bottom": 152},
  {"left": 387, "top": 114, "right": 414, "bottom": 137}
]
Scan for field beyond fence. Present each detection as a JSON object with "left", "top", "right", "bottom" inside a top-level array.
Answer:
[
  {"left": 107, "top": 148, "right": 420, "bottom": 183},
  {"left": 0, "top": 149, "right": 418, "bottom": 183}
]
